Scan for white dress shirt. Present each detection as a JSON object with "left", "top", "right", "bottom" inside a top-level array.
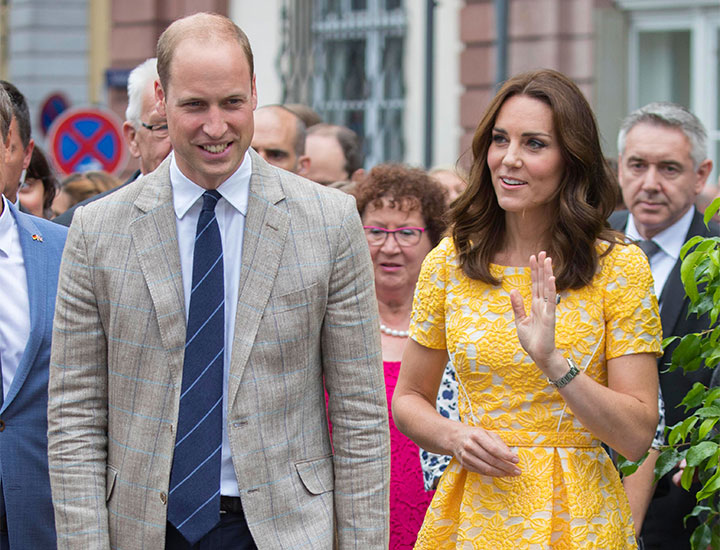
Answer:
[
  {"left": 170, "top": 151, "right": 251, "bottom": 497},
  {"left": 625, "top": 206, "right": 695, "bottom": 302},
  {"left": 0, "top": 196, "right": 30, "bottom": 401}
]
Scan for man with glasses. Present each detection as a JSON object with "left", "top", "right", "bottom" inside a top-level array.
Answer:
[{"left": 53, "top": 58, "right": 172, "bottom": 226}]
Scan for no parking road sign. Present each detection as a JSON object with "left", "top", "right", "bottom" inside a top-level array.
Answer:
[{"left": 48, "top": 107, "right": 127, "bottom": 176}]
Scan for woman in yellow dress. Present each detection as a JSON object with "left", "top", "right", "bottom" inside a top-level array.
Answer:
[{"left": 392, "top": 69, "right": 662, "bottom": 549}]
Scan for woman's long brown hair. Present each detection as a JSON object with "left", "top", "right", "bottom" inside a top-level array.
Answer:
[{"left": 450, "top": 69, "right": 622, "bottom": 290}]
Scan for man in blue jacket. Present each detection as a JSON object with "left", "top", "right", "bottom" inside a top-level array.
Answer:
[{"left": 0, "top": 84, "right": 67, "bottom": 548}]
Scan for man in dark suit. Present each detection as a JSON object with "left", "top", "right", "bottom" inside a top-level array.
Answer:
[
  {"left": 0, "top": 78, "right": 67, "bottom": 549},
  {"left": 53, "top": 58, "right": 171, "bottom": 227},
  {"left": 610, "top": 102, "right": 716, "bottom": 550}
]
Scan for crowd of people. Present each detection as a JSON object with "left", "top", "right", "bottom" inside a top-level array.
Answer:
[{"left": 0, "top": 10, "right": 717, "bottom": 550}]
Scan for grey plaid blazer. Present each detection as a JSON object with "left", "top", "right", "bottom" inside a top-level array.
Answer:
[{"left": 48, "top": 150, "right": 390, "bottom": 550}]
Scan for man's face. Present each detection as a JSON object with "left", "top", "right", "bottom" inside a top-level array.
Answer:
[
  {"left": 252, "top": 107, "right": 305, "bottom": 173},
  {"left": 156, "top": 37, "right": 257, "bottom": 190},
  {"left": 619, "top": 122, "right": 712, "bottom": 239},
  {"left": 123, "top": 80, "right": 172, "bottom": 175},
  {"left": 305, "top": 134, "right": 348, "bottom": 185},
  {"left": 3, "top": 116, "right": 33, "bottom": 202}
]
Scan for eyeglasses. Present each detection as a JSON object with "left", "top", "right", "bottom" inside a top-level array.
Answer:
[
  {"left": 140, "top": 121, "right": 169, "bottom": 138},
  {"left": 363, "top": 226, "right": 426, "bottom": 247}
]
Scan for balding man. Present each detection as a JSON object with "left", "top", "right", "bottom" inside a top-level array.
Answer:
[
  {"left": 53, "top": 58, "right": 172, "bottom": 227},
  {"left": 251, "top": 105, "right": 309, "bottom": 175},
  {"left": 305, "top": 123, "right": 365, "bottom": 185},
  {"left": 48, "top": 12, "right": 389, "bottom": 550}
]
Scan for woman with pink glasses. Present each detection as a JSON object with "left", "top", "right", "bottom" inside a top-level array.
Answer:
[{"left": 352, "top": 164, "right": 448, "bottom": 549}]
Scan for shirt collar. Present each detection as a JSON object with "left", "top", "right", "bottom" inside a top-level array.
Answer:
[
  {"left": 170, "top": 151, "right": 252, "bottom": 219},
  {"left": 0, "top": 196, "right": 17, "bottom": 257},
  {"left": 626, "top": 206, "right": 695, "bottom": 261}
]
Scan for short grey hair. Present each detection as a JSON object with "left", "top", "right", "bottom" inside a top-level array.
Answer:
[
  {"left": 0, "top": 86, "right": 11, "bottom": 141},
  {"left": 617, "top": 102, "right": 707, "bottom": 168},
  {"left": 125, "top": 58, "right": 159, "bottom": 126}
]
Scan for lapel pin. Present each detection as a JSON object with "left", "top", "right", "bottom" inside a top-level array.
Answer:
[{"left": 32, "top": 234, "right": 43, "bottom": 242}]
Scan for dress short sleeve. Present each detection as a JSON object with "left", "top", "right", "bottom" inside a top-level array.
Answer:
[
  {"left": 603, "top": 243, "right": 663, "bottom": 360},
  {"left": 409, "top": 237, "right": 450, "bottom": 350}
]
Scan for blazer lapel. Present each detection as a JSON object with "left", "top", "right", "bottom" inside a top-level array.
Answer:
[
  {"left": 3, "top": 206, "right": 47, "bottom": 410},
  {"left": 129, "top": 160, "right": 186, "bottom": 379},
  {"left": 659, "top": 211, "right": 709, "bottom": 336},
  {"left": 227, "top": 150, "right": 289, "bottom": 409}
]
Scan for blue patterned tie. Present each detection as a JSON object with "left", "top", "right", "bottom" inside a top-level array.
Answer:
[{"left": 168, "top": 190, "right": 224, "bottom": 544}]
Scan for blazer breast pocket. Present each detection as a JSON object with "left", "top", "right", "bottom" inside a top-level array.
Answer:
[{"left": 256, "top": 283, "right": 320, "bottom": 366}]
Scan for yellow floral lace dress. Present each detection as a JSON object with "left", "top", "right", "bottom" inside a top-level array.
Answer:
[{"left": 410, "top": 238, "right": 662, "bottom": 550}]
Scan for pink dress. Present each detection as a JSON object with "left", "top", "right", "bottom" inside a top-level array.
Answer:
[{"left": 384, "top": 360, "right": 434, "bottom": 549}]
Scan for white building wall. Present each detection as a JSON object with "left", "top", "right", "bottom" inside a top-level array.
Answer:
[
  {"left": 8, "top": 0, "right": 88, "bottom": 144},
  {"left": 404, "top": 0, "right": 462, "bottom": 168},
  {"left": 230, "top": 0, "right": 284, "bottom": 107}
]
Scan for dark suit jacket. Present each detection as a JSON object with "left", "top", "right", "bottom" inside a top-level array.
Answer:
[
  {"left": 52, "top": 170, "right": 140, "bottom": 227},
  {"left": 1, "top": 201, "right": 67, "bottom": 549},
  {"left": 610, "top": 209, "right": 720, "bottom": 550}
]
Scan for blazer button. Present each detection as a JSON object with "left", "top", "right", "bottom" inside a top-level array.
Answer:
[
  {"left": 0, "top": 420, "right": 5, "bottom": 431},
  {"left": 160, "top": 492, "right": 167, "bottom": 504}
]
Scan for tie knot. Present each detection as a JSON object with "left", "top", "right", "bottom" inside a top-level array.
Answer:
[
  {"left": 201, "top": 190, "right": 222, "bottom": 212},
  {"left": 637, "top": 239, "right": 661, "bottom": 260}
]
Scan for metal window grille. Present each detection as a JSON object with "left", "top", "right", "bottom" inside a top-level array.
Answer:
[{"left": 279, "top": 0, "right": 406, "bottom": 168}]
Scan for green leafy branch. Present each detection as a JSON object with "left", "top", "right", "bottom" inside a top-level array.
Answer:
[{"left": 645, "top": 199, "right": 720, "bottom": 549}]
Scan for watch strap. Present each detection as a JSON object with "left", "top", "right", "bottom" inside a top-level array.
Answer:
[{"left": 548, "top": 357, "right": 580, "bottom": 388}]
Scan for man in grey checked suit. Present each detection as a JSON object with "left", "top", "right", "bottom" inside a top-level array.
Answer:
[{"left": 48, "top": 12, "right": 390, "bottom": 550}]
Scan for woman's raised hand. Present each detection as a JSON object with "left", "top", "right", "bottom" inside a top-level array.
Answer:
[{"left": 509, "top": 251, "right": 557, "bottom": 366}]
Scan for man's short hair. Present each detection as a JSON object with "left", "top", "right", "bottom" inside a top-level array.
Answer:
[
  {"left": 0, "top": 80, "right": 31, "bottom": 147},
  {"left": 125, "top": 58, "right": 159, "bottom": 126},
  {"left": 617, "top": 102, "right": 707, "bottom": 168},
  {"left": 156, "top": 13, "right": 254, "bottom": 92},
  {"left": 308, "top": 123, "right": 364, "bottom": 176},
  {"left": 0, "top": 86, "right": 12, "bottom": 141}
]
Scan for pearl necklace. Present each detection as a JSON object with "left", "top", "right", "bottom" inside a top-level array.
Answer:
[{"left": 380, "top": 323, "right": 409, "bottom": 338}]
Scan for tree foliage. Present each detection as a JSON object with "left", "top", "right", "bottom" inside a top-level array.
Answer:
[{"left": 620, "top": 199, "right": 720, "bottom": 549}]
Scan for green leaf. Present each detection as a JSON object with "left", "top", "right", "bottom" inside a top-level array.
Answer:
[
  {"left": 705, "top": 198, "right": 720, "bottom": 226},
  {"left": 669, "top": 417, "right": 699, "bottom": 446},
  {"left": 698, "top": 417, "right": 720, "bottom": 441},
  {"left": 681, "top": 464, "right": 696, "bottom": 490},
  {"left": 696, "top": 467, "right": 720, "bottom": 500},
  {"left": 681, "top": 235, "right": 707, "bottom": 259},
  {"left": 687, "top": 442, "right": 719, "bottom": 467},
  {"left": 682, "top": 383, "right": 709, "bottom": 410},
  {"left": 690, "top": 523, "right": 712, "bottom": 550},
  {"left": 687, "top": 505, "right": 713, "bottom": 519},
  {"left": 696, "top": 406, "right": 720, "bottom": 419},
  {"left": 663, "top": 335, "right": 681, "bottom": 349},
  {"left": 672, "top": 335, "right": 702, "bottom": 372},
  {"left": 655, "top": 447, "right": 682, "bottom": 482},
  {"left": 617, "top": 452, "right": 647, "bottom": 476},
  {"left": 682, "top": 251, "right": 702, "bottom": 302},
  {"left": 704, "top": 388, "right": 720, "bottom": 408}
]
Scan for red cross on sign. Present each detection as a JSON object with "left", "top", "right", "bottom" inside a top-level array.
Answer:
[{"left": 47, "top": 107, "right": 127, "bottom": 176}]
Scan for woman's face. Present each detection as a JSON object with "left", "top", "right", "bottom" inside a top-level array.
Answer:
[
  {"left": 51, "top": 189, "right": 73, "bottom": 218},
  {"left": 486, "top": 94, "right": 565, "bottom": 219},
  {"left": 361, "top": 198, "right": 433, "bottom": 295},
  {"left": 18, "top": 177, "right": 46, "bottom": 218}
]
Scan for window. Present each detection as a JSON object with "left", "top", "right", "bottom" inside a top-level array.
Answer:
[
  {"left": 627, "top": 4, "right": 720, "bottom": 183},
  {"left": 311, "top": 0, "right": 406, "bottom": 167}
]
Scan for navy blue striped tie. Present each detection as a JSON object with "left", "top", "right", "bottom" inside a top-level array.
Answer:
[{"left": 168, "top": 190, "right": 224, "bottom": 544}]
